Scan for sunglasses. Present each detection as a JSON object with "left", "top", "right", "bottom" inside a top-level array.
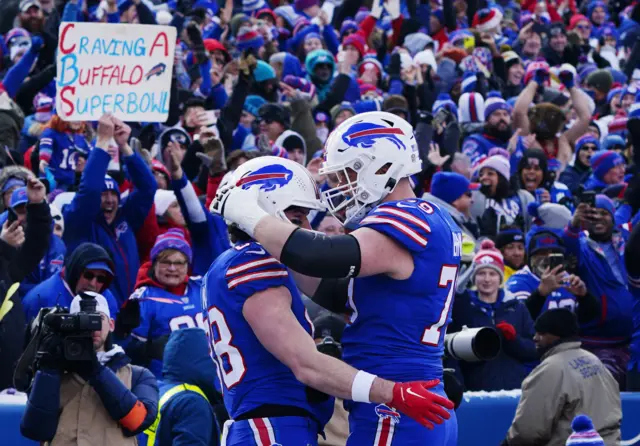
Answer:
[
  {"left": 582, "top": 145, "right": 598, "bottom": 151},
  {"left": 83, "top": 271, "right": 109, "bottom": 284}
]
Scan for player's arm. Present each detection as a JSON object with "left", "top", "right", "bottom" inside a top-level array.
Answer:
[{"left": 243, "top": 285, "right": 454, "bottom": 429}]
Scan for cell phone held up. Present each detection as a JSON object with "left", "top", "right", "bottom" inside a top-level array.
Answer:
[
  {"left": 7, "top": 207, "right": 18, "bottom": 225},
  {"left": 548, "top": 253, "right": 565, "bottom": 272},
  {"left": 580, "top": 191, "right": 596, "bottom": 208}
]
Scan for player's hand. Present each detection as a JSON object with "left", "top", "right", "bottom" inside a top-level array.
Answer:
[
  {"left": 209, "top": 184, "right": 269, "bottom": 237},
  {"left": 389, "top": 380, "right": 454, "bottom": 429}
]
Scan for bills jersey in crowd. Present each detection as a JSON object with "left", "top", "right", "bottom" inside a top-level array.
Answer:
[
  {"left": 506, "top": 266, "right": 577, "bottom": 312},
  {"left": 203, "top": 241, "right": 317, "bottom": 419},
  {"left": 629, "top": 272, "right": 640, "bottom": 372},
  {"left": 128, "top": 278, "right": 206, "bottom": 379},
  {"left": 343, "top": 198, "right": 463, "bottom": 382}
]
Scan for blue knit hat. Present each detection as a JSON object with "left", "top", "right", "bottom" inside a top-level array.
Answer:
[
  {"left": 253, "top": 60, "right": 276, "bottom": 83},
  {"left": 575, "top": 135, "right": 600, "bottom": 152},
  {"left": 236, "top": 26, "right": 265, "bottom": 52},
  {"left": 595, "top": 194, "right": 615, "bottom": 217},
  {"left": 432, "top": 93, "right": 458, "bottom": 117},
  {"left": 606, "top": 87, "right": 623, "bottom": 104},
  {"left": 566, "top": 415, "right": 605, "bottom": 446},
  {"left": 590, "top": 150, "right": 624, "bottom": 181},
  {"left": 151, "top": 228, "right": 193, "bottom": 264},
  {"left": 484, "top": 96, "right": 510, "bottom": 120},
  {"left": 430, "top": 172, "right": 480, "bottom": 204},
  {"left": 244, "top": 95, "right": 267, "bottom": 117},
  {"left": 602, "top": 134, "right": 625, "bottom": 151},
  {"left": 340, "top": 20, "right": 358, "bottom": 39}
]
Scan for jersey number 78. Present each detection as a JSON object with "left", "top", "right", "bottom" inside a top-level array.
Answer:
[{"left": 422, "top": 264, "right": 458, "bottom": 346}]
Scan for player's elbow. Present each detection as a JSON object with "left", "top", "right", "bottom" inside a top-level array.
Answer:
[{"left": 289, "top": 357, "right": 319, "bottom": 387}]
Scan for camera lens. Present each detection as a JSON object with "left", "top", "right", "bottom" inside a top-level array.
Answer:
[{"left": 65, "top": 340, "right": 83, "bottom": 359}]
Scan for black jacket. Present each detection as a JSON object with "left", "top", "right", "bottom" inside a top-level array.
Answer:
[{"left": 0, "top": 201, "right": 52, "bottom": 390}]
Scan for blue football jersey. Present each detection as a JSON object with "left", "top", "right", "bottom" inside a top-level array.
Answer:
[
  {"left": 629, "top": 274, "right": 640, "bottom": 370},
  {"left": 203, "top": 241, "right": 316, "bottom": 419},
  {"left": 505, "top": 266, "right": 577, "bottom": 312},
  {"left": 128, "top": 278, "right": 207, "bottom": 378},
  {"left": 342, "top": 199, "right": 463, "bottom": 382}
]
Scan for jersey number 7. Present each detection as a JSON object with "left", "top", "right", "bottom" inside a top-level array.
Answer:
[{"left": 422, "top": 265, "right": 458, "bottom": 346}]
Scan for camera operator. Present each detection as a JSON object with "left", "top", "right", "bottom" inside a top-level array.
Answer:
[
  {"left": 0, "top": 177, "right": 51, "bottom": 391},
  {"left": 562, "top": 195, "right": 632, "bottom": 387},
  {"left": 447, "top": 240, "right": 537, "bottom": 391},
  {"left": 20, "top": 292, "right": 158, "bottom": 445}
]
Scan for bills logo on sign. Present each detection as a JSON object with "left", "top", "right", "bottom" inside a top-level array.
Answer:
[
  {"left": 341, "top": 121, "right": 406, "bottom": 152},
  {"left": 236, "top": 164, "right": 293, "bottom": 192},
  {"left": 375, "top": 404, "right": 401, "bottom": 424},
  {"left": 145, "top": 62, "right": 167, "bottom": 81}
]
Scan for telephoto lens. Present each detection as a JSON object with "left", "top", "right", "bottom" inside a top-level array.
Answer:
[{"left": 444, "top": 326, "right": 501, "bottom": 362}]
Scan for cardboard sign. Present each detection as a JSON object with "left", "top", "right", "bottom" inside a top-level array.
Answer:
[{"left": 56, "top": 23, "right": 176, "bottom": 122}]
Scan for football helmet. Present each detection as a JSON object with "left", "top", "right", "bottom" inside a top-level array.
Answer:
[
  {"left": 229, "top": 156, "right": 325, "bottom": 222},
  {"left": 319, "top": 111, "right": 421, "bottom": 227}
]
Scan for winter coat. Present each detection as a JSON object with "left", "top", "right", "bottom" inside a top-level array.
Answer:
[
  {"left": 0, "top": 201, "right": 51, "bottom": 390},
  {"left": 446, "top": 289, "right": 537, "bottom": 391},
  {"left": 506, "top": 341, "right": 621, "bottom": 446},
  {"left": 21, "top": 352, "right": 158, "bottom": 444},
  {"left": 141, "top": 328, "right": 221, "bottom": 446},
  {"left": 63, "top": 148, "right": 157, "bottom": 305}
]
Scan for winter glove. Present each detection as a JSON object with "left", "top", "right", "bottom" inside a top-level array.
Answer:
[
  {"left": 558, "top": 69, "right": 575, "bottom": 89},
  {"left": 30, "top": 35, "right": 43, "bottom": 53},
  {"left": 389, "top": 379, "right": 454, "bottom": 429},
  {"left": 387, "top": 53, "right": 402, "bottom": 80},
  {"left": 533, "top": 68, "right": 549, "bottom": 87},
  {"left": 478, "top": 207, "right": 499, "bottom": 237},
  {"left": 496, "top": 322, "right": 516, "bottom": 341},
  {"left": 69, "top": 349, "right": 102, "bottom": 381},
  {"left": 186, "top": 23, "right": 208, "bottom": 65},
  {"left": 35, "top": 333, "right": 66, "bottom": 372},
  {"left": 210, "top": 184, "right": 269, "bottom": 237}
]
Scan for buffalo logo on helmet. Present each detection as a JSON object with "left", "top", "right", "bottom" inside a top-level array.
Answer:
[
  {"left": 375, "top": 404, "right": 401, "bottom": 424},
  {"left": 340, "top": 121, "right": 407, "bottom": 152},
  {"left": 236, "top": 164, "right": 294, "bottom": 192}
]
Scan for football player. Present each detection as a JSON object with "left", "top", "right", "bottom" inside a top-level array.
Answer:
[
  {"left": 206, "top": 156, "right": 453, "bottom": 445},
  {"left": 212, "top": 112, "right": 461, "bottom": 445}
]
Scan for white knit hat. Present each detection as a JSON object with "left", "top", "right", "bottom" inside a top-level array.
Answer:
[
  {"left": 458, "top": 92, "right": 485, "bottom": 124},
  {"left": 475, "top": 154, "right": 511, "bottom": 180},
  {"left": 154, "top": 189, "right": 177, "bottom": 216}
]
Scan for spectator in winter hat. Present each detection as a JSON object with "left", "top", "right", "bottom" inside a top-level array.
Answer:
[
  {"left": 274, "top": 130, "right": 307, "bottom": 165},
  {"left": 158, "top": 128, "right": 192, "bottom": 164},
  {"left": 558, "top": 135, "right": 598, "bottom": 196},
  {"left": 569, "top": 14, "right": 592, "bottom": 42},
  {"left": 619, "top": 86, "right": 637, "bottom": 112},
  {"left": 432, "top": 93, "right": 458, "bottom": 117},
  {"left": 472, "top": 154, "right": 536, "bottom": 235},
  {"left": 258, "top": 103, "right": 290, "bottom": 141},
  {"left": 426, "top": 172, "right": 480, "bottom": 239},
  {"left": 602, "top": 134, "right": 626, "bottom": 158},
  {"left": 358, "top": 56, "right": 384, "bottom": 86},
  {"left": 252, "top": 60, "right": 278, "bottom": 102},
  {"left": 154, "top": 190, "right": 186, "bottom": 227},
  {"left": 542, "top": 23, "right": 573, "bottom": 68},
  {"left": 294, "top": 0, "right": 320, "bottom": 17},
  {"left": 458, "top": 92, "right": 485, "bottom": 124},
  {"left": 517, "top": 149, "right": 573, "bottom": 208},
  {"left": 522, "top": 31, "right": 543, "bottom": 60},
  {"left": 236, "top": 25, "right": 266, "bottom": 53},
  {"left": 242, "top": 95, "right": 267, "bottom": 128},
  {"left": 588, "top": 1, "right": 608, "bottom": 27},
  {"left": 446, "top": 239, "right": 537, "bottom": 392},
  {"left": 151, "top": 160, "right": 171, "bottom": 190},
  {"left": 565, "top": 415, "right": 605, "bottom": 446},
  {"left": 502, "top": 51, "right": 524, "bottom": 98},
  {"left": 383, "top": 95, "right": 410, "bottom": 121},
  {"left": 17, "top": 0, "right": 45, "bottom": 34},
  {"left": 340, "top": 20, "right": 358, "bottom": 40},
  {"left": 330, "top": 102, "right": 356, "bottom": 127},
  {"left": 472, "top": 7, "right": 503, "bottom": 35},
  {"left": 584, "top": 150, "right": 625, "bottom": 191},
  {"left": 305, "top": 49, "right": 335, "bottom": 102},
  {"left": 496, "top": 227, "right": 526, "bottom": 282},
  {"left": 342, "top": 34, "right": 366, "bottom": 63}
]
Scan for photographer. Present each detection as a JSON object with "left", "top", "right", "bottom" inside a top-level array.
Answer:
[
  {"left": 0, "top": 177, "right": 51, "bottom": 391},
  {"left": 562, "top": 195, "right": 632, "bottom": 387},
  {"left": 20, "top": 292, "right": 158, "bottom": 445}
]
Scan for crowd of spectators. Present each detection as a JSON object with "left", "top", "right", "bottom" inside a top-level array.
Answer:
[{"left": 0, "top": 0, "right": 639, "bottom": 442}]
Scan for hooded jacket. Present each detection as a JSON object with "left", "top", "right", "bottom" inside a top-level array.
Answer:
[
  {"left": 141, "top": 328, "right": 221, "bottom": 446},
  {"left": 22, "top": 242, "right": 120, "bottom": 322},
  {"left": 274, "top": 129, "right": 307, "bottom": 163},
  {"left": 305, "top": 49, "right": 336, "bottom": 102},
  {"left": 63, "top": 148, "right": 157, "bottom": 306}
]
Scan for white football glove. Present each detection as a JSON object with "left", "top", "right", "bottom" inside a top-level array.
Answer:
[{"left": 209, "top": 184, "right": 269, "bottom": 237}]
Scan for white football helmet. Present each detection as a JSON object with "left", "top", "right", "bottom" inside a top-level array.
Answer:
[
  {"left": 229, "top": 156, "right": 325, "bottom": 222},
  {"left": 319, "top": 111, "right": 421, "bottom": 227}
]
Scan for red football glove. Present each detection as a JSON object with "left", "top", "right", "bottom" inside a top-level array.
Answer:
[
  {"left": 496, "top": 322, "right": 516, "bottom": 341},
  {"left": 389, "top": 379, "right": 454, "bottom": 429}
]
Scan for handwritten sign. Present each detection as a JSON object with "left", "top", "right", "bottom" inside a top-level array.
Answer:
[{"left": 56, "top": 23, "right": 176, "bottom": 122}]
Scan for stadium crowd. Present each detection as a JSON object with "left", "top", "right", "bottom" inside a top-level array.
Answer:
[{"left": 0, "top": 0, "right": 639, "bottom": 443}]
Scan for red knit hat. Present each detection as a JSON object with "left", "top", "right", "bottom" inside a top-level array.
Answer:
[
  {"left": 342, "top": 34, "right": 366, "bottom": 58},
  {"left": 473, "top": 240, "right": 505, "bottom": 281},
  {"left": 568, "top": 14, "right": 589, "bottom": 31}
]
